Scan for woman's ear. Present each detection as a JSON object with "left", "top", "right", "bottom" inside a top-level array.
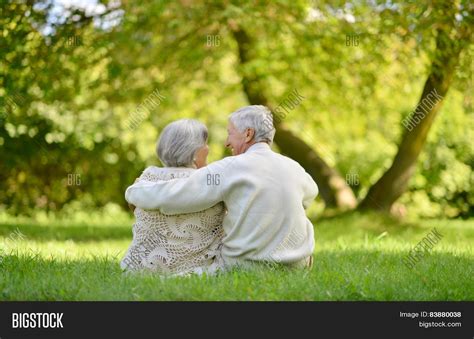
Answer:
[{"left": 245, "top": 128, "right": 255, "bottom": 142}]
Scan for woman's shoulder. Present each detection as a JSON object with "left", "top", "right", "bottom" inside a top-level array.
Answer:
[{"left": 140, "top": 166, "right": 196, "bottom": 182}]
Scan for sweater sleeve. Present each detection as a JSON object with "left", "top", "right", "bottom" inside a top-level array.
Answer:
[{"left": 125, "top": 158, "right": 233, "bottom": 214}]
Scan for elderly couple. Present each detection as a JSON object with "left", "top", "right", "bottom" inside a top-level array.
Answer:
[{"left": 122, "top": 105, "right": 318, "bottom": 276}]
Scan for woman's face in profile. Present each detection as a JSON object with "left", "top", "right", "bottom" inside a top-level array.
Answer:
[{"left": 193, "top": 143, "right": 209, "bottom": 168}]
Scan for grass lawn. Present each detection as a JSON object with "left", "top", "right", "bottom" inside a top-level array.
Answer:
[{"left": 0, "top": 212, "right": 472, "bottom": 301}]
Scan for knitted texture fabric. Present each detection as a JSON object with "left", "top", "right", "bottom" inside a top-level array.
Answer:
[{"left": 121, "top": 166, "right": 225, "bottom": 275}]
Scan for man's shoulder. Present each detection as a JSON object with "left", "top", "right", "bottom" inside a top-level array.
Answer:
[{"left": 272, "top": 151, "right": 305, "bottom": 171}]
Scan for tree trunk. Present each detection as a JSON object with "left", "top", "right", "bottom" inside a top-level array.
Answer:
[
  {"left": 231, "top": 27, "right": 357, "bottom": 209},
  {"left": 359, "top": 27, "right": 464, "bottom": 211}
]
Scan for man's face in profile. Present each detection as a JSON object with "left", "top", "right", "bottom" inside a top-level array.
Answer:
[{"left": 225, "top": 121, "right": 254, "bottom": 156}]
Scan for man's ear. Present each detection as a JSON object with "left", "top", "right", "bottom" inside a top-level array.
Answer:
[{"left": 245, "top": 128, "right": 255, "bottom": 142}]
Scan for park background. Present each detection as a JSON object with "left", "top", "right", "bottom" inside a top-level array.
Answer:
[{"left": 0, "top": 0, "right": 473, "bottom": 300}]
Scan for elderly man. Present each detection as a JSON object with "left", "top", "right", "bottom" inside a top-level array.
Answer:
[{"left": 125, "top": 105, "right": 318, "bottom": 269}]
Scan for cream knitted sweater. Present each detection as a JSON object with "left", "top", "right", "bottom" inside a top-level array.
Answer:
[{"left": 121, "top": 166, "right": 225, "bottom": 275}]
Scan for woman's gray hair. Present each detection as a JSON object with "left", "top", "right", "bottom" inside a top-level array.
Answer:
[
  {"left": 229, "top": 105, "right": 275, "bottom": 144},
  {"left": 157, "top": 119, "right": 208, "bottom": 167}
]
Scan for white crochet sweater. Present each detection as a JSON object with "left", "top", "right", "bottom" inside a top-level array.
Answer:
[{"left": 120, "top": 166, "right": 225, "bottom": 275}]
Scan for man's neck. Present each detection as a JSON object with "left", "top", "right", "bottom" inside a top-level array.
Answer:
[{"left": 244, "top": 142, "right": 269, "bottom": 153}]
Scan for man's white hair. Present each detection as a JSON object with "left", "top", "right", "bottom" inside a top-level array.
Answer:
[
  {"left": 229, "top": 105, "right": 275, "bottom": 144},
  {"left": 157, "top": 119, "right": 208, "bottom": 167}
]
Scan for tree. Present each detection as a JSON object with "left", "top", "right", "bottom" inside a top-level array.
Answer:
[{"left": 359, "top": 1, "right": 473, "bottom": 211}]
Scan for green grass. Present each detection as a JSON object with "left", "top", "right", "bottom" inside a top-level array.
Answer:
[{"left": 0, "top": 213, "right": 473, "bottom": 301}]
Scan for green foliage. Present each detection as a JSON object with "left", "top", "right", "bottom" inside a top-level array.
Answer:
[
  {"left": 1, "top": 1, "right": 472, "bottom": 217},
  {"left": 402, "top": 90, "right": 473, "bottom": 218}
]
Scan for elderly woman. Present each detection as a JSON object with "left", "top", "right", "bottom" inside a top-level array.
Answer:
[{"left": 120, "top": 119, "right": 225, "bottom": 275}]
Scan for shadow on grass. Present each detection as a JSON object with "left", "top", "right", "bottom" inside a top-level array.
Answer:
[
  {"left": 0, "top": 212, "right": 426, "bottom": 244},
  {"left": 314, "top": 211, "right": 423, "bottom": 230},
  {"left": 0, "top": 222, "right": 132, "bottom": 242}
]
